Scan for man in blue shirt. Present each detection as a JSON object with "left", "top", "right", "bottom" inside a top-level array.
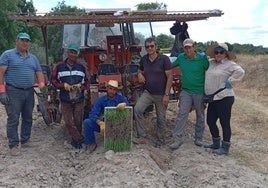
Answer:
[
  {"left": 83, "top": 80, "right": 129, "bottom": 154},
  {"left": 0, "top": 32, "right": 45, "bottom": 156}
]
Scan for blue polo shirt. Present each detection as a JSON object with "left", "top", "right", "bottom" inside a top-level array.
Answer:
[{"left": 0, "top": 48, "right": 42, "bottom": 87}]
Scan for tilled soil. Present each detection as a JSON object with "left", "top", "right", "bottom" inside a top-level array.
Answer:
[{"left": 0, "top": 100, "right": 267, "bottom": 188}]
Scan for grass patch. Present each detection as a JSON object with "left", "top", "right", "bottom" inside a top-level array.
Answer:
[
  {"left": 104, "top": 107, "right": 133, "bottom": 152},
  {"left": 104, "top": 139, "right": 131, "bottom": 152}
]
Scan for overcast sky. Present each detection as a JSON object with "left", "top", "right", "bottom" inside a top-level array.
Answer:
[{"left": 31, "top": 0, "right": 268, "bottom": 47}]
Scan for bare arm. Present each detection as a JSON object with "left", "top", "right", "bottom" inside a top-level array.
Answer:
[
  {"left": 35, "top": 71, "right": 45, "bottom": 87},
  {"left": 162, "top": 69, "right": 173, "bottom": 106},
  {"left": 137, "top": 69, "right": 145, "bottom": 84},
  {"left": 0, "top": 66, "right": 7, "bottom": 85},
  {"left": 164, "top": 69, "right": 173, "bottom": 95}
]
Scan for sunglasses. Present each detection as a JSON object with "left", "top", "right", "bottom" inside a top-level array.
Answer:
[
  {"left": 214, "top": 51, "right": 225, "bottom": 55},
  {"left": 145, "top": 45, "right": 155, "bottom": 49}
]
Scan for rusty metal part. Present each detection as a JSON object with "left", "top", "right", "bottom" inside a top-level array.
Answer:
[
  {"left": 36, "top": 86, "right": 62, "bottom": 126},
  {"left": 8, "top": 10, "right": 223, "bottom": 26}
]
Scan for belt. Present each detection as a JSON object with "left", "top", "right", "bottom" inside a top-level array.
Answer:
[{"left": 6, "top": 83, "right": 33, "bottom": 90}]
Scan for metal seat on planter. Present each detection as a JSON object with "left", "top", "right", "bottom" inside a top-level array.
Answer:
[
  {"left": 98, "top": 63, "right": 117, "bottom": 75},
  {"left": 123, "top": 64, "right": 139, "bottom": 75},
  {"left": 97, "top": 63, "right": 122, "bottom": 92}
]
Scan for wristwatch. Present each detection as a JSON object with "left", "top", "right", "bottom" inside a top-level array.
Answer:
[{"left": 165, "top": 92, "right": 169, "bottom": 96}]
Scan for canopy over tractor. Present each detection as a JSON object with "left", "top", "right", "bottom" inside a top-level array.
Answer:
[{"left": 9, "top": 9, "right": 223, "bottom": 65}]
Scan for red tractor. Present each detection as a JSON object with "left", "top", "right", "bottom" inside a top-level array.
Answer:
[{"left": 10, "top": 8, "right": 223, "bottom": 125}]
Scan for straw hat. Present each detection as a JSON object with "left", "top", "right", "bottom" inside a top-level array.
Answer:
[
  {"left": 107, "top": 80, "right": 118, "bottom": 88},
  {"left": 106, "top": 80, "right": 123, "bottom": 89},
  {"left": 206, "top": 43, "right": 236, "bottom": 60}
]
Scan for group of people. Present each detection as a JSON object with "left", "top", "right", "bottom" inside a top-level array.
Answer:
[
  {"left": 0, "top": 32, "right": 129, "bottom": 156},
  {"left": 130, "top": 37, "right": 245, "bottom": 156},
  {"left": 0, "top": 32, "right": 244, "bottom": 156},
  {"left": 168, "top": 39, "right": 245, "bottom": 156}
]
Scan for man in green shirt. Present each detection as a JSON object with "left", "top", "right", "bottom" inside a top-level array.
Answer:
[{"left": 170, "top": 38, "right": 209, "bottom": 150}]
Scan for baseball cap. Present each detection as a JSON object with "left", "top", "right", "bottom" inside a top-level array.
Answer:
[
  {"left": 17, "top": 32, "right": 31, "bottom": 41},
  {"left": 68, "top": 44, "right": 79, "bottom": 53},
  {"left": 183, "top": 38, "right": 194, "bottom": 47}
]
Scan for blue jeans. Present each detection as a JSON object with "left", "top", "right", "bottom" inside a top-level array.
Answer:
[
  {"left": 172, "top": 90, "right": 205, "bottom": 141},
  {"left": 5, "top": 85, "right": 34, "bottom": 148},
  {"left": 134, "top": 90, "right": 167, "bottom": 142},
  {"left": 83, "top": 118, "right": 100, "bottom": 145}
]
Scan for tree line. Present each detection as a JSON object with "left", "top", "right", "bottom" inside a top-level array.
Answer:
[
  {"left": 1, "top": 0, "right": 268, "bottom": 66},
  {"left": 155, "top": 34, "right": 268, "bottom": 55}
]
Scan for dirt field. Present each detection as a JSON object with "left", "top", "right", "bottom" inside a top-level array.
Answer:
[{"left": 0, "top": 55, "right": 267, "bottom": 187}]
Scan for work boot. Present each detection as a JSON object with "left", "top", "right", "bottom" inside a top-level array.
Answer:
[
  {"left": 21, "top": 141, "right": 35, "bottom": 148},
  {"left": 194, "top": 138, "right": 203, "bottom": 147},
  {"left": 213, "top": 141, "right": 231, "bottom": 155},
  {"left": 10, "top": 145, "right": 21, "bottom": 156},
  {"left": 71, "top": 140, "right": 83, "bottom": 149},
  {"left": 154, "top": 139, "right": 165, "bottom": 148},
  {"left": 204, "top": 137, "right": 221, "bottom": 149},
  {"left": 133, "top": 137, "right": 147, "bottom": 145},
  {"left": 169, "top": 139, "right": 183, "bottom": 150},
  {"left": 85, "top": 143, "right": 97, "bottom": 155}
]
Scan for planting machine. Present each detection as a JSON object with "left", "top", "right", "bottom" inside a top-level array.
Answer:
[{"left": 10, "top": 8, "right": 223, "bottom": 125}]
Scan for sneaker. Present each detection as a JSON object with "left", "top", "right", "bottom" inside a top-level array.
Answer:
[
  {"left": 85, "top": 143, "right": 97, "bottom": 155},
  {"left": 10, "top": 145, "right": 21, "bottom": 156},
  {"left": 71, "top": 140, "right": 83, "bottom": 149},
  {"left": 154, "top": 139, "right": 166, "bottom": 148},
  {"left": 194, "top": 139, "right": 203, "bottom": 147},
  {"left": 169, "top": 140, "right": 183, "bottom": 150},
  {"left": 132, "top": 137, "right": 147, "bottom": 145}
]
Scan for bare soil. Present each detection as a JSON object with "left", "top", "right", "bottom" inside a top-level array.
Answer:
[{"left": 0, "top": 55, "right": 267, "bottom": 187}]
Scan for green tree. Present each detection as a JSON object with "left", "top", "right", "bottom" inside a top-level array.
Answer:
[
  {"left": 47, "top": 1, "right": 85, "bottom": 63},
  {"left": 0, "top": 0, "right": 43, "bottom": 54},
  {"left": 0, "top": 0, "right": 20, "bottom": 53},
  {"left": 17, "top": 0, "right": 42, "bottom": 44},
  {"left": 135, "top": 2, "right": 167, "bottom": 37},
  {"left": 156, "top": 34, "right": 174, "bottom": 49},
  {"left": 135, "top": 2, "right": 167, "bottom": 10}
]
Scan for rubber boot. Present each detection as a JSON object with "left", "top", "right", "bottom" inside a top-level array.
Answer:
[
  {"left": 213, "top": 141, "right": 231, "bottom": 155},
  {"left": 204, "top": 137, "right": 221, "bottom": 149}
]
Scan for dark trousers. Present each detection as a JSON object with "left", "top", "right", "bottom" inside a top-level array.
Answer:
[
  {"left": 206, "top": 96, "right": 234, "bottom": 142},
  {"left": 61, "top": 101, "right": 84, "bottom": 143},
  {"left": 5, "top": 85, "right": 34, "bottom": 148}
]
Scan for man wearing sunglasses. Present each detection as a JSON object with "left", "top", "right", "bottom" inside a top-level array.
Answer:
[
  {"left": 169, "top": 38, "right": 209, "bottom": 150},
  {"left": 134, "top": 37, "right": 173, "bottom": 147}
]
